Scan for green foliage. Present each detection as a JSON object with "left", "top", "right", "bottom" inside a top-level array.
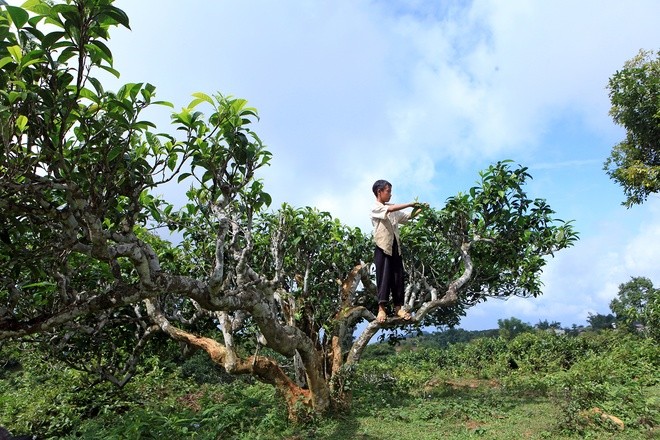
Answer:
[
  {"left": 251, "top": 204, "right": 371, "bottom": 326},
  {"left": 66, "top": 383, "right": 289, "bottom": 440},
  {"left": 604, "top": 49, "right": 660, "bottom": 207},
  {"left": 2, "top": 330, "right": 658, "bottom": 439},
  {"left": 548, "top": 333, "right": 659, "bottom": 434},
  {"left": 179, "top": 350, "right": 236, "bottom": 385},
  {"left": 360, "top": 330, "right": 658, "bottom": 437},
  {"left": 361, "top": 340, "right": 397, "bottom": 358},
  {"left": 444, "top": 337, "right": 510, "bottom": 377},
  {"left": 610, "top": 276, "right": 660, "bottom": 340},
  {"left": 587, "top": 312, "right": 617, "bottom": 331},
  {"left": 535, "top": 319, "right": 562, "bottom": 330},
  {"left": 0, "top": 0, "right": 272, "bottom": 325},
  {"left": 403, "top": 161, "right": 578, "bottom": 328},
  {"left": 1, "top": 341, "right": 136, "bottom": 437},
  {"left": 0, "top": 341, "right": 290, "bottom": 439},
  {"left": 506, "top": 331, "right": 593, "bottom": 373},
  {"left": 497, "top": 316, "right": 533, "bottom": 340},
  {"left": 415, "top": 328, "right": 501, "bottom": 348},
  {"left": 0, "top": 0, "right": 180, "bottom": 327}
]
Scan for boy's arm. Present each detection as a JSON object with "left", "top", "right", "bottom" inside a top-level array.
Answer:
[
  {"left": 387, "top": 202, "right": 428, "bottom": 216},
  {"left": 385, "top": 202, "right": 417, "bottom": 213}
]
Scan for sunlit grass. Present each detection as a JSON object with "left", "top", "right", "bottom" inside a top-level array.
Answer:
[{"left": 1, "top": 331, "right": 657, "bottom": 439}]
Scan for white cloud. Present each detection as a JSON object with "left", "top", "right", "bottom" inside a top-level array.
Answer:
[
  {"left": 623, "top": 201, "right": 660, "bottom": 274},
  {"left": 383, "top": 0, "right": 660, "bottom": 165},
  {"left": 107, "top": 1, "right": 660, "bottom": 216}
]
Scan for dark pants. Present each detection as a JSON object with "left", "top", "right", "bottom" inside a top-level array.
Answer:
[{"left": 374, "top": 239, "right": 404, "bottom": 307}]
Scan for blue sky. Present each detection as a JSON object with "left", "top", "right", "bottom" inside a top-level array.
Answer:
[{"left": 17, "top": 0, "right": 660, "bottom": 330}]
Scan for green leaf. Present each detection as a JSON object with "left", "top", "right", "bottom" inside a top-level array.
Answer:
[
  {"left": 8, "top": 91, "right": 25, "bottom": 104},
  {"left": 20, "top": 57, "right": 44, "bottom": 68},
  {"left": 103, "top": 5, "right": 131, "bottom": 29},
  {"left": 190, "top": 92, "right": 214, "bottom": 106},
  {"left": 21, "top": 0, "right": 51, "bottom": 15},
  {"left": 88, "top": 39, "right": 113, "bottom": 63},
  {"left": 6, "top": 6, "right": 30, "bottom": 29},
  {"left": 153, "top": 100, "right": 174, "bottom": 108},
  {"left": 201, "top": 170, "right": 213, "bottom": 184},
  {"left": 173, "top": 108, "right": 192, "bottom": 126},
  {"left": 140, "top": 86, "right": 152, "bottom": 102},
  {"left": 261, "top": 192, "right": 272, "bottom": 208},
  {"left": 0, "top": 56, "right": 14, "bottom": 69},
  {"left": 88, "top": 77, "right": 104, "bottom": 94},
  {"left": 107, "top": 145, "right": 123, "bottom": 162},
  {"left": 117, "top": 82, "right": 135, "bottom": 100},
  {"left": 7, "top": 45, "right": 22, "bottom": 62},
  {"left": 99, "top": 64, "right": 120, "bottom": 78},
  {"left": 41, "top": 30, "right": 66, "bottom": 48},
  {"left": 21, "top": 48, "right": 45, "bottom": 63},
  {"left": 150, "top": 206, "right": 161, "bottom": 222},
  {"left": 177, "top": 172, "right": 192, "bottom": 183},
  {"left": 22, "top": 281, "right": 57, "bottom": 289},
  {"left": 77, "top": 87, "right": 98, "bottom": 102},
  {"left": 188, "top": 97, "right": 208, "bottom": 109},
  {"left": 133, "top": 120, "right": 157, "bottom": 130},
  {"left": 167, "top": 153, "right": 177, "bottom": 171},
  {"left": 23, "top": 22, "right": 44, "bottom": 40},
  {"left": 15, "top": 115, "right": 28, "bottom": 132},
  {"left": 57, "top": 46, "right": 76, "bottom": 64}
]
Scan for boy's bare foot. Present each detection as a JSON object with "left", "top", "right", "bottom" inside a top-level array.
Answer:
[
  {"left": 395, "top": 308, "right": 412, "bottom": 320},
  {"left": 376, "top": 308, "right": 387, "bottom": 323}
]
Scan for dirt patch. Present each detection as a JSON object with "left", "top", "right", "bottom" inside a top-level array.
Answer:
[
  {"left": 177, "top": 390, "right": 205, "bottom": 412},
  {"left": 465, "top": 419, "right": 484, "bottom": 431},
  {"left": 424, "top": 377, "right": 500, "bottom": 392}
]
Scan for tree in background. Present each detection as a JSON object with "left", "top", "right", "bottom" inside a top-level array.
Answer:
[
  {"left": 0, "top": 0, "right": 577, "bottom": 418},
  {"left": 535, "top": 319, "right": 562, "bottom": 330},
  {"left": 497, "top": 317, "right": 533, "bottom": 340},
  {"left": 610, "top": 277, "right": 659, "bottom": 340},
  {"left": 586, "top": 312, "right": 617, "bottom": 331},
  {"left": 604, "top": 49, "right": 660, "bottom": 207}
]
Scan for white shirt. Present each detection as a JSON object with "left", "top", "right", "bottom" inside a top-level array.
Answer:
[{"left": 371, "top": 201, "right": 410, "bottom": 256}]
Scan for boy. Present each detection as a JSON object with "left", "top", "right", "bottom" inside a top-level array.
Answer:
[{"left": 370, "top": 179, "right": 426, "bottom": 323}]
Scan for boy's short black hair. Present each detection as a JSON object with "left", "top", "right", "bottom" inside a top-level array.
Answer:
[{"left": 372, "top": 179, "right": 391, "bottom": 196}]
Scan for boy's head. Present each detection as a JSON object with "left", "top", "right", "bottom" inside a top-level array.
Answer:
[{"left": 372, "top": 179, "right": 391, "bottom": 197}]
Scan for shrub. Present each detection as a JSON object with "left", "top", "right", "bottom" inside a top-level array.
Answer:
[
  {"left": 179, "top": 351, "right": 236, "bottom": 385},
  {"left": 549, "top": 333, "right": 659, "bottom": 433}
]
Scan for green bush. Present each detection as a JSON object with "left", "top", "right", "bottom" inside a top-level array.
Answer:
[
  {"left": 506, "top": 331, "right": 596, "bottom": 373},
  {"left": 65, "top": 382, "right": 289, "bottom": 440},
  {"left": 179, "top": 351, "right": 236, "bottom": 385},
  {"left": 3, "top": 329, "right": 658, "bottom": 438},
  {"left": 548, "top": 333, "right": 659, "bottom": 433},
  {"left": 444, "top": 336, "right": 509, "bottom": 377},
  {"left": 0, "top": 341, "right": 291, "bottom": 439}
]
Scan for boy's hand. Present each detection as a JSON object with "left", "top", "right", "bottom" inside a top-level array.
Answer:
[{"left": 411, "top": 202, "right": 428, "bottom": 219}]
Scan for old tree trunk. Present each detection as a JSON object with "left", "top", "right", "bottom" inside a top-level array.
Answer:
[{"left": 0, "top": 1, "right": 577, "bottom": 419}]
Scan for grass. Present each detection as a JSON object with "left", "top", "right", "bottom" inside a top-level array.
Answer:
[
  {"left": 2, "top": 332, "right": 658, "bottom": 439},
  {"left": 311, "top": 377, "right": 657, "bottom": 440}
]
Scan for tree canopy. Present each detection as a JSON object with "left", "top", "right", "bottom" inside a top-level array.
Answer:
[
  {"left": 610, "top": 276, "right": 659, "bottom": 340},
  {"left": 604, "top": 49, "right": 660, "bottom": 207},
  {"left": 0, "top": 0, "right": 578, "bottom": 417},
  {"left": 586, "top": 312, "right": 616, "bottom": 331},
  {"left": 497, "top": 317, "right": 533, "bottom": 340}
]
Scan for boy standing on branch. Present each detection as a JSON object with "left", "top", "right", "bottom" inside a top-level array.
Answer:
[{"left": 370, "top": 180, "right": 427, "bottom": 323}]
